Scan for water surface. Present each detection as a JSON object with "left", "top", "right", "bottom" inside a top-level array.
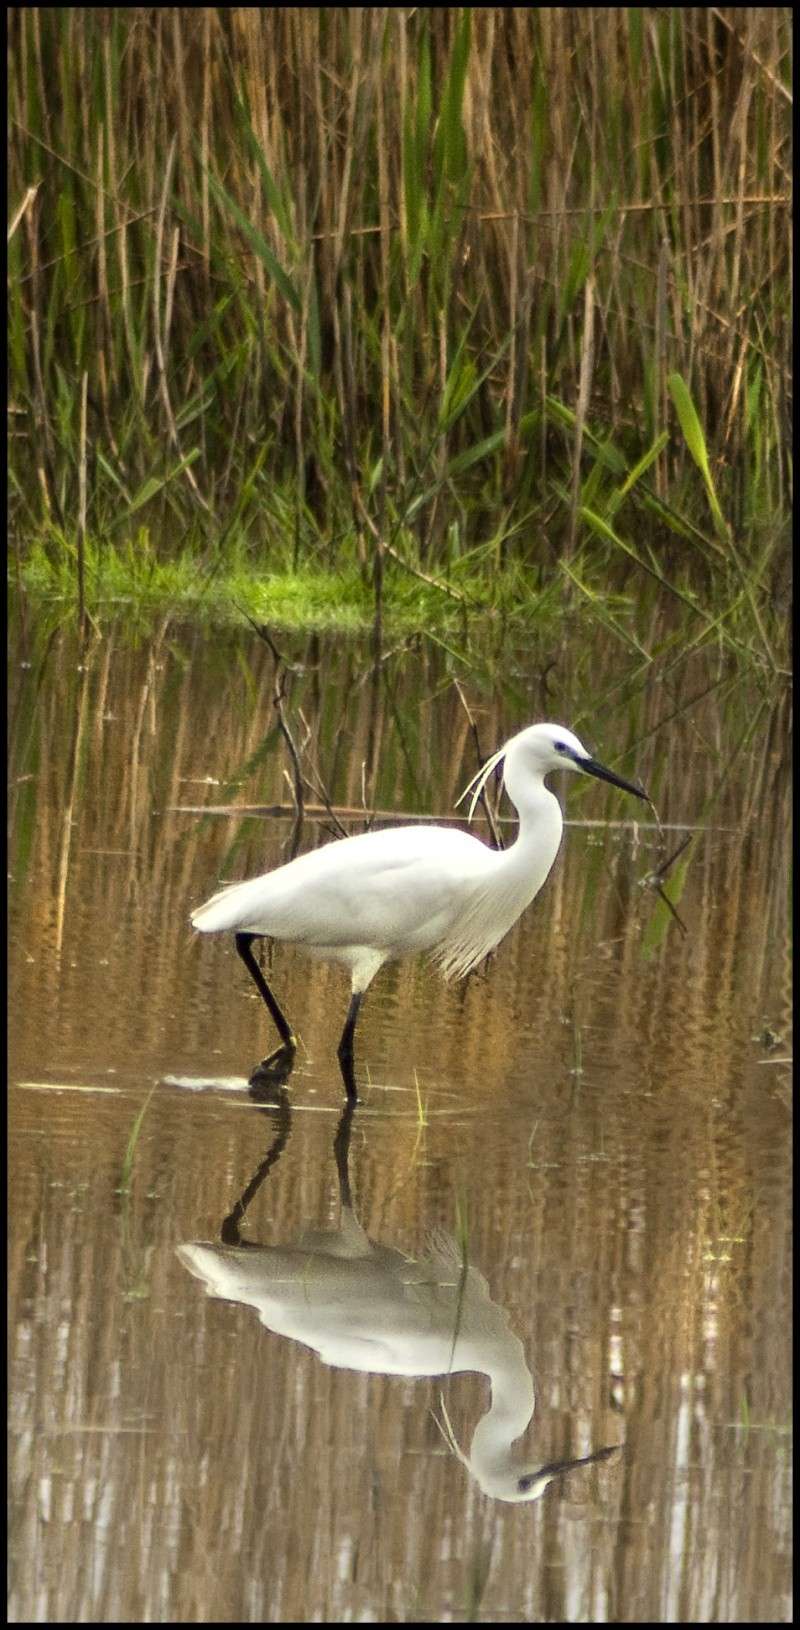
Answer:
[{"left": 9, "top": 614, "right": 791, "bottom": 1622}]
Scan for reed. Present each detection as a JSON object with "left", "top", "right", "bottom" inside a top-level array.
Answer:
[{"left": 8, "top": 9, "right": 791, "bottom": 662}]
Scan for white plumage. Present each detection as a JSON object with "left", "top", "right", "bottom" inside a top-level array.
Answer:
[
  {"left": 177, "top": 1099, "right": 622, "bottom": 1502},
  {"left": 191, "top": 721, "right": 647, "bottom": 1092}
]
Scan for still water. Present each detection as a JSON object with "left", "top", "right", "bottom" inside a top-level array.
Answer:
[{"left": 8, "top": 612, "right": 791, "bottom": 1622}]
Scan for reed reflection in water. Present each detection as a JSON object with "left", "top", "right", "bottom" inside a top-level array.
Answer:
[{"left": 8, "top": 614, "right": 792, "bottom": 1622}]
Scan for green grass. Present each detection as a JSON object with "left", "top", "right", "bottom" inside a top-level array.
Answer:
[
  {"left": 14, "top": 497, "right": 789, "bottom": 682},
  {"left": 15, "top": 528, "right": 560, "bottom": 639},
  {"left": 8, "top": 8, "right": 791, "bottom": 672}
]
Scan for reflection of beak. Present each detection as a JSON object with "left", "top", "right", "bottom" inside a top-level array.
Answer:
[
  {"left": 537, "top": 1443, "right": 622, "bottom": 1480},
  {"left": 580, "top": 755, "right": 649, "bottom": 802}
]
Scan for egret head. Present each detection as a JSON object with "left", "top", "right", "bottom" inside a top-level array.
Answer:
[
  {"left": 478, "top": 1443, "right": 623, "bottom": 1503},
  {"left": 459, "top": 721, "right": 648, "bottom": 818},
  {"left": 435, "top": 1393, "right": 622, "bottom": 1503},
  {"left": 520, "top": 722, "right": 648, "bottom": 799}
]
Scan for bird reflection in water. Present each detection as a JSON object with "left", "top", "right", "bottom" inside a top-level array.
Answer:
[{"left": 177, "top": 1087, "right": 622, "bottom": 1503}]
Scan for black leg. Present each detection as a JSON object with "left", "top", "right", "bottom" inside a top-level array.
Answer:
[
  {"left": 333, "top": 1097, "right": 356, "bottom": 1206},
  {"left": 220, "top": 1088, "right": 292, "bottom": 1244},
  {"left": 235, "top": 933, "right": 296, "bottom": 1049},
  {"left": 337, "top": 991, "right": 363, "bottom": 1102}
]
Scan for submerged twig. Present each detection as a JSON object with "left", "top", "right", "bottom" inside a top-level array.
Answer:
[
  {"left": 295, "top": 707, "right": 349, "bottom": 839},
  {"left": 272, "top": 664, "right": 305, "bottom": 848},
  {"left": 643, "top": 826, "right": 692, "bottom": 936},
  {"left": 234, "top": 605, "right": 306, "bottom": 855}
]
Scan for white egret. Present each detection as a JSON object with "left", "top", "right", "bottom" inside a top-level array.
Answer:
[
  {"left": 191, "top": 722, "right": 647, "bottom": 1092},
  {"left": 178, "top": 1226, "right": 618, "bottom": 1501},
  {"left": 177, "top": 1099, "right": 621, "bottom": 1502}
]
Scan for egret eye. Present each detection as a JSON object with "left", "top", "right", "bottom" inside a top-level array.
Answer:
[
  {"left": 553, "top": 741, "right": 569, "bottom": 754},
  {"left": 517, "top": 1473, "right": 536, "bottom": 1492}
]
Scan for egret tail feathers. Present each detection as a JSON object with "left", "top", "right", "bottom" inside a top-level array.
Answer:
[{"left": 191, "top": 876, "right": 261, "bottom": 934}]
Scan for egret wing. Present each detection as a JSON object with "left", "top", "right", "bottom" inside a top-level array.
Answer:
[{"left": 191, "top": 824, "right": 492, "bottom": 955}]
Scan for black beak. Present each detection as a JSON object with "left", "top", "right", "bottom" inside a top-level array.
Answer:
[
  {"left": 580, "top": 755, "right": 649, "bottom": 802},
  {"left": 537, "top": 1444, "right": 621, "bottom": 1479}
]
